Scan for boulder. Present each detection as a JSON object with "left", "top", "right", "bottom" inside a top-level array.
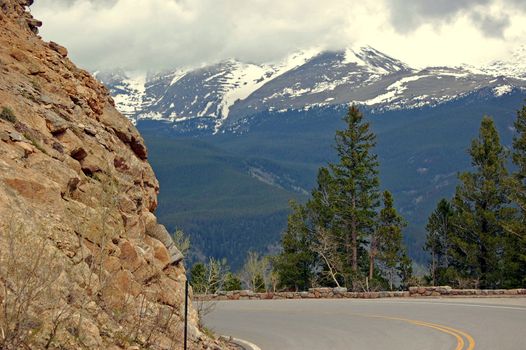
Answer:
[
  {"left": 333, "top": 287, "right": 348, "bottom": 294},
  {"left": 145, "top": 221, "right": 184, "bottom": 264},
  {"left": 49, "top": 41, "right": 68, "bottom": 57}
]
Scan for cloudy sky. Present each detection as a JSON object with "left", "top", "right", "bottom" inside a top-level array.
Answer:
[{"left": 31, "top": 0, "right": 526, "bottom": 71}]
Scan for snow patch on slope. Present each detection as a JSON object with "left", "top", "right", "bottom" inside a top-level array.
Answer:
[
  {"left": 170, "top": 70, "right": 188, "bottom": 86},
  {"left": 270, "top": 48, "right": 321, "bottom": 74},
  {"left": 493, "top": 85, "right": 513, "bottom": 97},
  {"left": 363, "top": 75, "right": 430, "bottom": 105},
  {"left": 214, "top": 49, "right": 321, "bottom": 132},
  {"left": 217, "top": 62, "right": 272, "bottom": 129},
  {"left": 111, "top": 71, "right": 147, "bottom": 118}
]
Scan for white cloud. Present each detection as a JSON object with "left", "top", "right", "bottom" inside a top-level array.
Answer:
[{"left": 31, "top": 0, "right": 526, "bottom": 71}]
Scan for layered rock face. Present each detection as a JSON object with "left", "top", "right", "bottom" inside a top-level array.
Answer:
[{"left": 0, "top": 1, "right": 223, "bottom": 349}]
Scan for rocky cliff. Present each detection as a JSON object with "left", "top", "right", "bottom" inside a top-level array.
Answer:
[{"left": 0, "top": 1, "right": 225, "bottom": 349}]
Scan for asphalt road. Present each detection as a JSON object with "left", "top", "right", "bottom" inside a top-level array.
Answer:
[{"left": 203, "top": 298, "right": 526, "bottom": 350}]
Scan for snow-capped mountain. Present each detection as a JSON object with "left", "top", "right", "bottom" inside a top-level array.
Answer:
[
  {"left": 97, "top": 46, "right": 526, "bottom": 133},
  {"left": 93, "top": 70, "right": 147, "bottom": 118}
]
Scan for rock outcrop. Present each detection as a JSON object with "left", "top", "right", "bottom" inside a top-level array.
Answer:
[{"left": 0, "top": 1, "right": 226, "bottom": 349}]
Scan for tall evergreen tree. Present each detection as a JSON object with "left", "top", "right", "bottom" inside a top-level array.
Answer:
[
  {"left": 308, "top": 167, "right": 336, "bottom": 228},
  {"left": 307, "top": 167, "right": 345, "bottom": 286},
  {"left": 374, "top": 191, "right": 408, "bottom": 290},
  {"left": 512, "top": 105, "right": 526, "bottom": 187},
  {"left": 274, "top": 201, "right": 316, "bottom": 291},
  {"left": 398, "top": 251, "right": 414, "bottom": 290},
  {"left": 274, "top": 106, "right": 411, "bottom": 291},
  {"left": 330, "top": 105, "right": 380, "bottom": 282},
  {"left": 424, "top": 199, "right": 454, "bottom": 286},
  {"left": 451, "top": 116, "right": 512, "bottom": 288},
  {"left": 505, "top": 104, "right": 526, "bottom": 286}
]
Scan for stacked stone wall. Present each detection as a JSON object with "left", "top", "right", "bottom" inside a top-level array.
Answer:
[{"left": 195, "top": 286, "right": 526, "bottom": 301}]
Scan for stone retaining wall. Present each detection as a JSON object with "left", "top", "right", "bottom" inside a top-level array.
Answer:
[{"left": 195, "top": 286, "right": 526, "bottom": 301}]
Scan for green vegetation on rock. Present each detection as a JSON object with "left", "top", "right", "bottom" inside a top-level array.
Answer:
[{"left": 0, "top": 107, "right": 17, "bottom": 123}]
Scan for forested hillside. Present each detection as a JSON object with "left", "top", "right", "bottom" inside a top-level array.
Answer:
[{"left": 139, "top": 90, "right": 526, "bottom": 269}]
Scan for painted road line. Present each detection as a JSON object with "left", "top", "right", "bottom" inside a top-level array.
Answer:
[
  {"left": 357, "top": 314, "right": 476, "bottom": 350},
  {"left": 366, "top": 299, "right": 526, "bottom": 312},
  {"left": 222, "top": 336, "right": 262, "bottom": 350},
  {"left": 415, "top": 321, "right": 476, "bottom": 350}
]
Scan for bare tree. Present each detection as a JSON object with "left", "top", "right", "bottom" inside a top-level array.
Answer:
[
  {"left": 172, "top": 229, "right": 190, "bottom": 257},
  {"left": 241, "top": 251, "right": 270, "bottom": 292},
  {"left": 312, "top": 226, "right": 344, "bottom": 288},
  {"left": 191, "top": 258, "right": 228, "bottom": 327}
]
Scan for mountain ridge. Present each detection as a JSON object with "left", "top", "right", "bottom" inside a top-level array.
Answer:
[{"left": 97, "top": 45, "right": 526, "bottom": 134}]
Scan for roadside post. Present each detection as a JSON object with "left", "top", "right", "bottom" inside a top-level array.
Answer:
[{"left": 184, "top": 279, "right": 188, "bottom": 350}]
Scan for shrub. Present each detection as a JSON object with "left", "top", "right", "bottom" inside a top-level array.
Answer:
[
  {"left": 0, "top": 107, "right": 17, "bottom": 123},
  {"left": 0, "top": 221, "right": 66, "bottom": 350}
]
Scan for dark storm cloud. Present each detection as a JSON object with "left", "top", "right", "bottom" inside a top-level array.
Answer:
[
  {"left": 386, "top": 0, "right": 524, "bottom": 38},
  {"left": 387, "top": 0, "right": 492, "bottom": 32},
  {"left": 470, "top": 11, "right": 510, "bottom": 38},
  {"left": 510, "top": 0, "right": 526, "bottom": 10}
]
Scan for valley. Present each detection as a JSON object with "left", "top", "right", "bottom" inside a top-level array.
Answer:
[{"left": 98, "top": 46, "right": 526, "bottom": 269}]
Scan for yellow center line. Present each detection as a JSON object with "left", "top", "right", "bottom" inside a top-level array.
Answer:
[
  {"left": 414, "top": 321, "right": 476, "bottom": 350},
  {"left": 406, "top": 320, "right": 464, "bottom": 350},
  {"left": 353, "top": 313, "right": 476, "bottom": 350}
]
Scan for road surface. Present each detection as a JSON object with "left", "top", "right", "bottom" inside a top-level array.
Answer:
[{"left": 203, "top": 297, "right": 526, "bottom": 350}]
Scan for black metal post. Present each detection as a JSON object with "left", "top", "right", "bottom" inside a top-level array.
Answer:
[{"left": 184, "top": 279, "right": 188, "bottom": 350}]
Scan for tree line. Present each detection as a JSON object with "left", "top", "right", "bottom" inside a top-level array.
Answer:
[
  {"left": 187, "top": 104, "right": 526, "bottom": 294},
  {"left": 424, "top": 106, "right": 526, "bottom": 289},
  {"left": 273, "top": 104, "right": 526, "bottom": 291}
]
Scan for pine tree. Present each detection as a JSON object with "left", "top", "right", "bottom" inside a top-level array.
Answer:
[
  {"left": 330, "top": 105, "right": 380, "bottom": 283},
  {"left": 273, "top": 201, "right": 316, "bottom": 291},
  {"left": 512, "top": 105, "right": 526, "bottom": 186},
  {"left": 307, "top": 167, "right": 344, "bottom": 287},
  {"left": 374, "top": 191, "right": 407, "bottom": 290},
  {"left": 451, "top": 116, "right": 512, "bottom": 288},
  {"left": 505, "top": 104, "right": 526, "bottom": 286},
  {"left": 274, "top": 106, "right": 409, "bottom": 291},
  {"left": 190, "top": 262, "right": 207, "bottom": 294},
  {"left": 424, "top": 199, "right": 454, "bottom": 286},
  {"left": 223, "top": 272, "right": 242, "bottom": 291},
  {"left": 308, "top": 167, "right": 336, "bottom": 228},
  {"left": 398, "top": 250, "right": 414, "bottom": 290}
]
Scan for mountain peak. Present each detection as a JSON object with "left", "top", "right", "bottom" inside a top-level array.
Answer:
[
  {"left": 343, "top": 46, "right": 411, "bottom": 74},
  {"left": 97, "top": 45, "right": 526, "bottom": 134}
]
